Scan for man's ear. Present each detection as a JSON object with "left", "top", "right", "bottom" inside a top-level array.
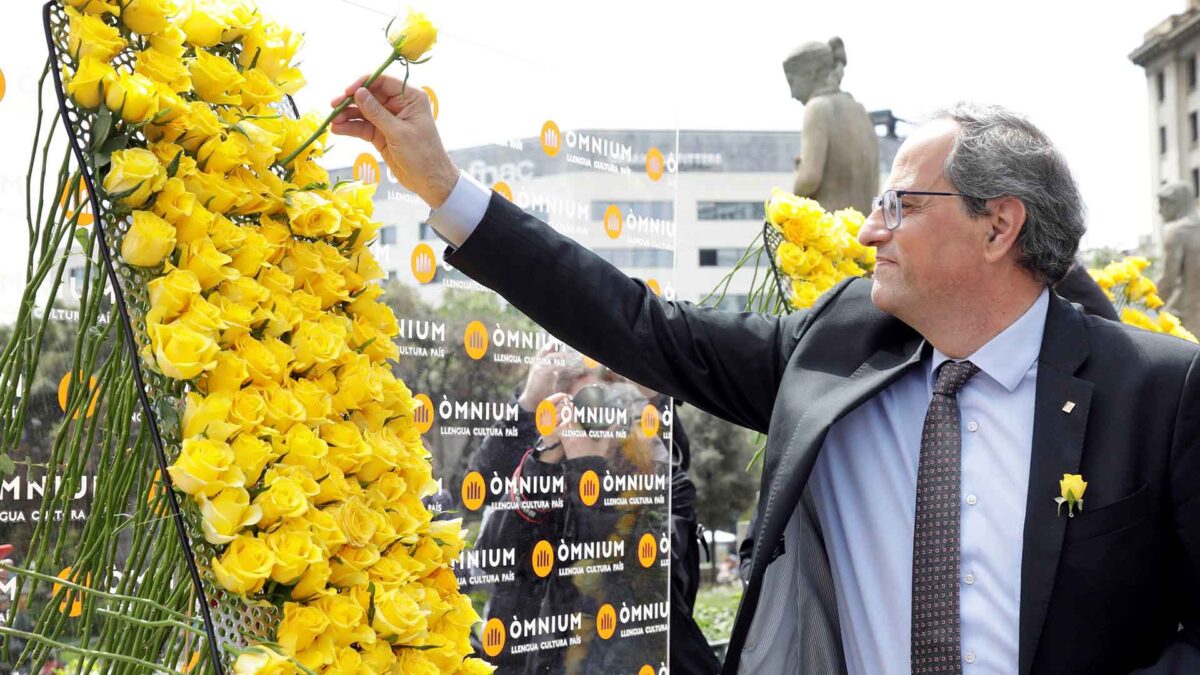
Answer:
[{"left": 983, "top": 196, "right": 1025, "bottom": 263}]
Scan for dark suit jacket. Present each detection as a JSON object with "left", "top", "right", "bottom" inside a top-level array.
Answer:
[{"left": 445, "top": 192, "right": 1200, "bottom": 675}]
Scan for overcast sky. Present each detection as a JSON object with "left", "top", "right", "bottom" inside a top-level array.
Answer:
[{"left": 0, "top": 0, "right": 1183, "bottom": 319}]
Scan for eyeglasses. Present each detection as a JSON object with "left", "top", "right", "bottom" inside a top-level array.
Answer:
[{"left": 872, "top": 189, "right": 980, "bottom": 230}]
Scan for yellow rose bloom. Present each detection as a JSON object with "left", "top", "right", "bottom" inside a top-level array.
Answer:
[
  {"left": 230, "top": 228, "right": 273, "bottom": 277},
  {"left": 289, "top": 559, "right": 331, "bottom": 601},
  {"left": 458, "top": 657, "right": 499, "bottom": 675},
  {"left": 105, "top": 71, "right": 160, "bottom": 125},
  {"left": 188, "top": 48, "right": 244, "bottom": 105},
  {"left": 180, "top": 0, "right": 230, "bottom": 47},
  {"left": 121, "top": 0, "right": 177, "bottom": 35},
  {"left": 103, "top": 148, "right": 167, "bottom": 209},
  {"left": 1059, "top": 473, "right": 1087, "bottom": 502},
  {"left": 212, "top": 534, "right": 274, "bottom": 595},
  {"left": 121, "top": 210, "right": 176, "bottom": 268},
  {"left": 276, "top": 602, "right": 329, "bottom": 656},
  {"left": 328, "top": 544, "right": 380, "bottom": 588},
  {"left": 167, "top": 437, "right": 240, "bottom": 497},
  {"left": 1121, "top": 306, "right": 1159, "bottom": 332},
  {"left": 285, "top": 191, "right": 341, "bottom": 238},
  {"left": 232, "top": 645, "right": 297, "bottom": 675},
  {"left": 291, "top": 158, "right": 330, "bottom": 188},
  {"left": 239, "top": 21, "right": 303, "bottom": 79},
  {"left": 253, "top": 475, "right": 309, "bottom": 526},
  {"left": 199, "top": 487, "right": 262, "bottom": 545},
  {"left": 389, "top": 9, "right": 438, "bottom": 61},
  {"left": 230, "top": 432, "right": 273, "bottom": 485},
  {"left": 182, "top": 391, "right": 239, "bottom": 442},
  {"left": 180, "top": 237, "right": 237, "bottom": 290},
  {"left": 265, "top": 526, "right": 323, "bottom": 584},
  {"left": 150, "top": 177, "right": 196, "bottom": 226},
  {"left": 64, "top": 58, "right": 114, "bottom": 110},
  {"left": 322, "top": 422, "right": 372, "bottom": 476},
  {"left": 276, "top": 424, "right": 329, "bottom": 477},
  {"left": 148, "top": 319, "right": 219, "bottom": 380},
  {"left": 178, "top": 102, "right": 223, "bottom": 152},
  {"left": 203, "top": 350, "right": 249, "bottom": 394},
  {"left": 326, "top": 496, "right": 383, "bottom": 548},
  {"left": 359, "top": 641, "right": 397, "bottom": 672},
  {"left": 394, "top": 650, "right": 439, "bottom": 675},
  {"left": 371, "top": 585, "right": 427, "bottom": 641},
  {"left": 197, "top": 132, "right": 250, "bottom": 175},
  {"left": 65, "top": 0, "right": 121, "bottom": 14},
  {"left": 147, "top": 265, "right": 200, "bottom": 323},
  {"left": 148, "top": 23, "right": 188, "bottom": 59},
  {"left": 67, "top": 8, "right": 127, "bottom": 63},
  {"left": 324, "top": 646, "right": 367, "bottom": 675},
  {"left": 289, "top": 317, "right": 347, "bottom": 371},
  {"left": 134, "top": 46, "right": 192, "bottom": 93},
  {"left": 237, "top": 121, "right": 283, "bottom": 171},
  {"left": 184, "top": 170, "right": 247, "bottom": 214}
]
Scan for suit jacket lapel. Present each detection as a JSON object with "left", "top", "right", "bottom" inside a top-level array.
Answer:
[{"left": 1018, "top": 293, "right": 1093, "bottom": 675}]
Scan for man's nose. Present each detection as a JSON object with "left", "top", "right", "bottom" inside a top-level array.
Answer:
[{"left": 859, "top": 204, "right": 891, "bottom": 248}]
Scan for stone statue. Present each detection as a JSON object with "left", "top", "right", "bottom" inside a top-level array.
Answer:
[
  {"left": 784, "top": 37, "right": 879, "bottom": 215},
  {"left": 1157, "top": 180, "right": 1200, "bottom": 332}
]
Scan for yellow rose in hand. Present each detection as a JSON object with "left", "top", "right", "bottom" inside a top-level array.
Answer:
[
  {"left": 148, "top": 319, "right": 219, "bottom": 380},
  {"left": 64, "top": 58, "right": 114, "bottom": 110},
  {"left": 121, "top": 0, "right": 176, "bottom": 35},
  {"left": 66, "top": 8, "right": 127, "bottom": 62},
  {"left": 389, "top": 9, "right": 437, "bottom": 61},
  {"left": 103, "top": 149, "right": 167, "bottom": 209},
  {"left": 104, "top": 72, "right": 160, "bottom": 125},
  {"left": 121, "top": 210, "right": 176, "bottom": 268},
  {"left": 199, "top": 487, "right": 262, "bottom": 545},
  {"left": 212, "top": 534, "right": 274, "bottom": 595},
  {"left": 232, "top": 646, "right": 297, "bottom": 675},
  {"left": 167, "top": 437, "right": 240, "bottom": 497}
]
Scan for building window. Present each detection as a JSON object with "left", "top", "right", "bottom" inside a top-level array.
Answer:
[
  {"left": 698, "top": 248, "right": 746, "bottom": 267},
  {"left": 1157, "top": 70, "right": 1166, "bottom": 102},
  {"left": 379, "top": 225, "right": 396, "bottom": 245},
  {"left": 1190, "top": 56, "right": 1197, "bottom": 91},
  {"left": 1191, "top": 113, "right": 1198, "bottom": 145},
  {"left": 386, "top": 269, "right": 399, "bottom": 282},
  {"left": 418, "top": 222, "right": 435, "bottom": 240},
  {"left": 1193, "top": 169, "right": 1199, "bottom": 200},
  {"left": 589, "top": 200, "right": 675, "bottom": 221},
  {"left": 1161, "top": 126, "right": 1168, "bottom": 155},
  {"left": 697, "top": 201, "right": 763, "bottom": 221}
]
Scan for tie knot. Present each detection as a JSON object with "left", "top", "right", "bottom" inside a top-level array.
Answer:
[{"left": 933, "top": 360, "right": 979, "bottom": 397}]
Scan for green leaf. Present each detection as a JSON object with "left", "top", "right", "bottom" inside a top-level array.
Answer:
[
  {"left": 90, "top": 105, "right": 114, "bottom": 152},
  {"left": 166, "top": 149, "right": 183, "bottom": 178},
  {"left": 73, "top": 227, "right": 91, "bottom": 251},
  {"left": 0, "top": 455, "right": 15, "bottom": 476}
]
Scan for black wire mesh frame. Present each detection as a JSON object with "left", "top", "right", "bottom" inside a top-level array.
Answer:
[
  {"left": 762, "top": 221, "right": 795, "bottom": 314},
  {"left": 40, "top": 2, "right": 228, "bottom": 671},
  {"left": 40, "top": 3, "right": 303, "bottom": 670}
]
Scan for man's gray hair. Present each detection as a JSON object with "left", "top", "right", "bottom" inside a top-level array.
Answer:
[{"left": 929, "top": 103, "right": 1085, "bottom": 285}]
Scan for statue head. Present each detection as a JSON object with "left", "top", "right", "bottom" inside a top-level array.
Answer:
[
  {"left": 783, "top": 37, "right": 847, "bottom": 104},
  {"left": 1157, "top": 180, "right": 1197, "bottom": 222}
]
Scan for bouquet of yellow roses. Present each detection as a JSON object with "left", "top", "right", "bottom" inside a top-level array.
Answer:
[
  {"left": 1089, "top": 256, "right": 1197, "bottom": 343},
  {"left": 0, "top": 1, "right": 493, "bottom": 673}
]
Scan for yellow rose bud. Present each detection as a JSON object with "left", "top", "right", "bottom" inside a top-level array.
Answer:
[
  {"left": 203, "top": 350, "right": 249, "bottom": 394},
  {"left": 167, "top": 437, "right": 241, "bottom": 497},
  {"left": 199, "top": 487, "right": 262, "bottom": 545},
  {"left": 147, "top": 265, "right": 200, "bottom": 323},
  {"left": 253, "top": 476, "right": 309, "bottom": 526},
  {"left": 148, "top": 319, "right": 219, "bottom": 380},
  {"left": 103, "top": 148, "right": 167, "bottom": 209},
  {"left": 66, "top": 7, "right": 127, "bottom": 63},
  {"left": 64, "top": 58, "right": 114, "bottom": 110},
  {"left": 265, "top": 526, "right": 323, "bottom": 585},
  {"left": 285, "top": 191, "right": 342, "bottom": 238},
  {"left": 388, "top": 9, "right": 437, "bottom": 61},
  {"left": 371, "top": 585, "right": 427, "bottom": 641},
  {"left": 276, "top": 602, "right": 329, "bottom": 657},
  {"left": 104, "top": 71, "right": 160, "bottom": 125},
  {"left": 212, "top": 534, "right": 274, "bottom": 596},
  {"left": 182, "top": 391, "right": 239, "bottom": 442},
  {"left": 121, "top": 0, "right": 176, "bottom": 35},
  {"left": 1059, "top": 473, "right": 1087, "bottom": 503},
  {"left": 289, "top": 559, "right": 330, "bottom": 601},
  {"left": 229, "top": 433, "right": 273, "bottom": 485},
  {"left": 121, "top": 210, "right": 176, "bottom": 268},
  {"left": 232, "top": 645, "right": 297, "bottom": 675}
]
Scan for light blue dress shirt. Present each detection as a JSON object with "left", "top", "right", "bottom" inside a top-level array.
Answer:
[
  {"left": 809, "top": 288, "right": 1048, "bottom": 674},
  {"left": 426, "top": 170, "right": 1049, "bottom": 674}
]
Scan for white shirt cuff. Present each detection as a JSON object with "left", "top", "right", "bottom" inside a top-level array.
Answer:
[{"left": 426, "top": 170, "right": 491, "bottom": 248}]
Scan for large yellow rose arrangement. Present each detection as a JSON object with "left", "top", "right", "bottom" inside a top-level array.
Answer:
[
  {"left": 61, "top": 2, "right": 492, "bottom": 673},
  {"left": 1089, "top": 256, "right": 1197, "bottom": 343},
  {"left": 765, "top": 188, "right": 875, "bottom": 309}
]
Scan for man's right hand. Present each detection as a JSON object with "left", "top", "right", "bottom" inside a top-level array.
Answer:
[
  {"left": 329, "top": 74, "right": 460, "bottom": 209},
  {"left": 517, "top": 342, "right": 564, "bottom": 412}
]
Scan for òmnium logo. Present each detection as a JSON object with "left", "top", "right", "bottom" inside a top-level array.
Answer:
[
  {"left": 493, "top": 181, "right": 514, "bottom": 201},
  {"left": 461, "top": 471, "right": 486, "bottom": 511},
  {"left": 483, "top": 617, "right": 507, "bottom": 657},
  {"left": 352, "top": 152, "right": 380, "bottom": 185},
  {"left": 463, "top": 320, "right": 489, "bottom": 360},
  {"left": 532, "top": 540, "right": 555, "bottom": 578},
  {"left": 579, "top": 469, "right": 600, "bottom": 507},
  {"left": 411, "top": 243, "right": 436, "bottom": 284},
  {"left": 412, "top": 393, "right": 434, "bottom": 434},
  {"left": 540, "top": 120, "right": 562, "bottom": 157}
]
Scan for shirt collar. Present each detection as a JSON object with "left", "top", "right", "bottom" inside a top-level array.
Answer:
[{"left": 928, "top": 288, "right": 1050, "bottom": 393}]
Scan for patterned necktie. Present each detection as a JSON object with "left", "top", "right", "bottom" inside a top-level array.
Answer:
[{"left": 912, "top": 359, "right": 980, "bottom": 674}]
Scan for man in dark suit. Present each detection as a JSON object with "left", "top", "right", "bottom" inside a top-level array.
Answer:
[{"left": 330, "top": 75, "right": 1199, "bottom": 675}]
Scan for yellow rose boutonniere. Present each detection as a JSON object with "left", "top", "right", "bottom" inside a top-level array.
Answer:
[{"left": 1056, "top": 473, "right": 1087, "bottom": 517}]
